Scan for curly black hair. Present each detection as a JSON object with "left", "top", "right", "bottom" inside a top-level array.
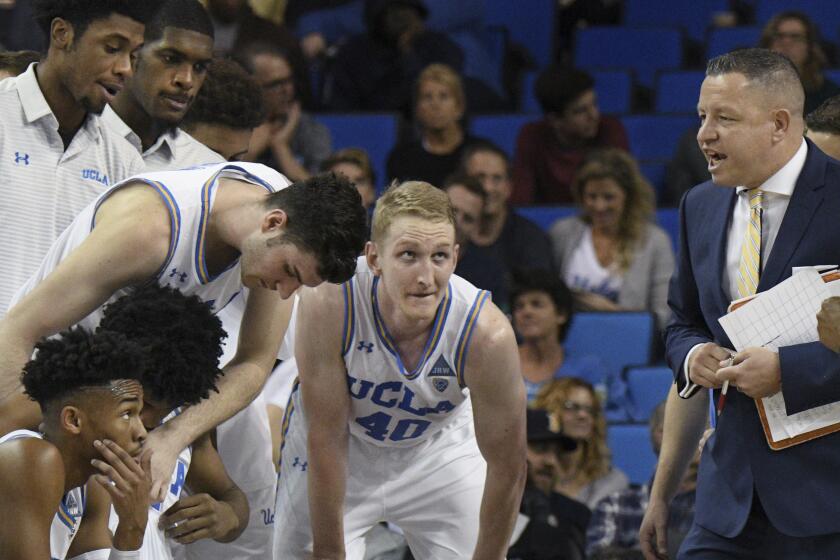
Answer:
[
  {"left": 33, "top": 0, "right": 164, "bottom": 39},
  {"left": 182, "top": 58, "right": 265, "bottom": 130},
  {"left": 266, "top": 172, "right": 368, "bottom": 284},
  {"left": 97, "top": 284, "right": 227, "bottom": 408},
  {"left": 22, "top": 327, "right": 146, "bottom": 407},
  {"left": 144, "top": 0, "right": 213, "bottom": 43}
]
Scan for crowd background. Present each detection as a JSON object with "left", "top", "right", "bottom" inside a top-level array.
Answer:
[{"left": 4, "top": 0, "right": 840, "bottom": 558}]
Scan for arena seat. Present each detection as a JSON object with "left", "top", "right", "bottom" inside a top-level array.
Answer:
[
  {"left": 469, "top": 114, "right": 532, "bottom": 157},
  {"left": 755, "top": 0, "right": 840, "bottom": 45},
  {"left": 706, "top": 26, "right": 761, "bottom": 60},
  {"left": 621, "top": 115, "right": 697, "bottom": 161},
  {"left": 625, "top": 366, "right": 674, "bottom": 422},
  {"left": 607, "top": 424, "right": 658, "bottom": 485},
  {"left": 318, "top": 113, "right": 398, "bottom": 190},
  {"left": 566, "top": 312, "right": 654, "bottom": 380},
  {"left": 655, "top": 71, "right": 705, "bottom": 114},
  {"left": 521, "top": 69, "right": 632, "bottom": 115},
  {"left": 575, "top": 27, "right": 683, "bottom": 88},
  {"left": 485, "top": 0, "right": 555, "bottom": 68},
  {"left": 624, "top": 0, "right": 728, "bottom": 43}
]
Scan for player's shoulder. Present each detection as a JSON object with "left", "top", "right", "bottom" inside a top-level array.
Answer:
[
  {"left": 0, "top": 436, "right": 65, "bottom": 498},
  {"left": 470, "top": 298, "right": 515, "bottom": 349}
]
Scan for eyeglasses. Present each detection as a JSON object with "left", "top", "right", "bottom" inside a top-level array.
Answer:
[
  {"left": 561, "top": 400, "right": 596, "bottom": 416},
  {"left": 772, "top": 32, "right": 807, "bottom": 43}
]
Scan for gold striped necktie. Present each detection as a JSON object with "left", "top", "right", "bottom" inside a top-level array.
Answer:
[{"left": 736, "top": 189, "right": 764, "bottom": 299}]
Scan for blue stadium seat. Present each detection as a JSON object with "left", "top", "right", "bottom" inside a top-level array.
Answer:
[
  {"left": 621, "top": 115, "right": 697, "bottom": 161},
  {"left": 706, "top": 26, "right": 761, "bottom": 60},
  {"left": 566, "top": 312, "right": 654, "bottom": 379},
  {"left": 656, "top": 208, "right": 680, "bottom": 254},
  {"left": 521, "top": 69, "right": 632, "bottom": 115},
  {"left": 318, "top": 114, "right": 398, "bottom": 190},
  {"left": 575, "top": 27, "right": 683, "bottom": 88},
  {"left": 755, "top": 0, "right": 840, "bottom": 45},
  {"left": 607, "top": 424, "right": 658, "bottom": 485},
  {"left": 485, "top": 0, "right": 555, "bottom": 68},
  {"left": 514, "top": 206, "right": 577, "bottom": 231},
  {"left": 626, "top": 366, "right": 674, "bottom": 422},
  {"left": 469, "top": 114, "right": 533, "bottom": 158},
  {"left": 825, "top": 69, "right": 840, "bottom": 86},
  {"left": 624, "top": 0, "right": 728, "bottom": 42},
  {"left": 640, "top": 162, "right": 666, "bottom": 202},
  {"left": 655, "top": 71, "right": 705, "bottom": 114}
]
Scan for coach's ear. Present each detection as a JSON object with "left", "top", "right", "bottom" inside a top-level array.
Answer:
[
  {"left": 60, "top": 406, "right": 83, "bottom": 435},
  {"left": 365, "top": 241, "right": 381, "bottom": 276}
]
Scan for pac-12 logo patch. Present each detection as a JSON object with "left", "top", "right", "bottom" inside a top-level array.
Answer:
[{"left": 432, "top": 378, "right": 449, "bottom": 392}]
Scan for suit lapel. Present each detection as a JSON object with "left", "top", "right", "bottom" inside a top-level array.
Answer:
[
  {"left": 704, "top": 186, "right": 737, "bottom": 313},
  {"left": 760, "top": 143, "right": 827, "bottom": 289}
]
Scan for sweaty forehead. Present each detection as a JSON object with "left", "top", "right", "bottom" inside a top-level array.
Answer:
[{"left": 108, "top": 379, "right": 144, "bottom": 401}]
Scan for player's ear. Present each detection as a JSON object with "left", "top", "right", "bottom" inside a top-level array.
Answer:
[
  {"left": 60, "top": 406, "right": 84, "bottom": 435},
  {"left": 262, "top": 209, "right": 288, "bottom": 234},
  {"left": 365, "top": 241, "right": 381, "bottom": 276},
  {"left": 50, "top": 17, "right": 74, "bottom": 51}
]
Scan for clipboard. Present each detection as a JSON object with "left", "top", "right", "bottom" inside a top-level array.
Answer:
[{"left": 727, "top": 270, "right": 840, "bottom": 450}]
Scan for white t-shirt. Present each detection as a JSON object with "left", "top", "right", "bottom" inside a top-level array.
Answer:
[
  {"left": 0, "top": 63, "right": 144, "bottom": 316},
  {"left": 563, "top": 227, "right": 623, "bottom": 302}
]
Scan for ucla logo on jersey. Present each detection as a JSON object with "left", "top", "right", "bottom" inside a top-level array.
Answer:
[
  {"left": 81, "top": 168, "right": 109, "bottom": 186},
  {"left": 14, "top": 151, "right": 30, "bottom": 165}
]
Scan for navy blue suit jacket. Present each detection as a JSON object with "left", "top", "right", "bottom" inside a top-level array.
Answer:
[{"left": 665, "top": 140, "right": 840, "bottom": 538}]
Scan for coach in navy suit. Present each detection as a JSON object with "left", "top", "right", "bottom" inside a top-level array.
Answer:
[{"left": 640, "top": 49, "right": 840, "bottom": 559}]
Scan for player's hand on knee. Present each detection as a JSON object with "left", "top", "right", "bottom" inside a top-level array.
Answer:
[
  {"left": 160, "top": 493, "right": 237, "bottom": 545},
  {"left": 640, "top": 496, "right": 670, "bottom": 560},
  {"left": 688, "top": 343, "right": 731, "bottom": 388},
  {"left": 91, "top": 440, "right": 153, "bottom": 533}
]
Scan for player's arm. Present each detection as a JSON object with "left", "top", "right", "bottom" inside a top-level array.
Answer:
[
  {"left": 463, "top": 302, "right": 528, "bottom": 560},
  {"left": 65, "top": 481, "right": 114, "bottom": 556},
  {"left": 0, "top": 184, "right": 171, "bottom": 404},
  {"left": 0, "top": 439, "right": 65, "bottom": 559},
  {"left": 147, "top": 288, "right": 293, "bottom": 498},
  {"left": 160, "top": 432, "right": 249, "bottom": 545},
  {"left": 297, "top": 283, "right": 351, "bottom": 559}
]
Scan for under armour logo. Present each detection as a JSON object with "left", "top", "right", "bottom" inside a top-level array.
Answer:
[
  {"left": 357, "top": 341, "right": 374, "bottom": 353},
  {"left": 14, "top": 152, "right": 29, "bottom": 165},
  {"left": 291, "top": 457, "right": 308, "bottom": 471},
  {"left": 169, "top": 268, "right": 187, "bottom": 282}
]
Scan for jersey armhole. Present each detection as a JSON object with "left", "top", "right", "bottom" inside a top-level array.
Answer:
[
  {"left": 340, "top": 280, "right": 356, "bottom": 357},
  {"left": 454, "top": 290, "right": 491, "bottom": 389}
]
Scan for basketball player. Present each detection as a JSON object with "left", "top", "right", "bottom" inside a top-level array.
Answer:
[
  {"left": 0, "top": 164, "right": 368, "bottom": 503},
  {"left": 99, "top": 284, "right": 249, "bottom": 559},
  {"left": 275, "top": 181, "right": 527, "bottom": 559},
  {"left": 0, "top": 327, "right": 152, "bottom": 559}
]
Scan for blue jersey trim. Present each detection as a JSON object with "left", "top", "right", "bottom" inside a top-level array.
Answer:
[
  {"left": 455, "top": 290, "right": 490, "bottom": 388},
  {"left": 341, "top": 280, "right": 356, "bottom": 356},
  {"left": 277, "top": 378, "right": 300, "bottom": 474}
]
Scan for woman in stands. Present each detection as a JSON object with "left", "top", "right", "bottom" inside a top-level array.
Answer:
[
  {"left": 549, "top": 149, "right": 674, "bottom": 331},
  {"left": 385, "top": 63, "right": 481, "bottom": 188},
  {"left": 760, "top": 11, "right": 840, "bottom": 115},
  {"left": 534, "top": 377, "right": 628, "bottom": 510}
]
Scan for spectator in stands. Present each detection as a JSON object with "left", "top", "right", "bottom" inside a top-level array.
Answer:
[
  {"left": 240, "top": 42, "right": 332, "bottom": 181},
  {"left": 511, "top": 269, "right": 625, "bottom": 416},
  {"left": 443, "top": 173, "right": 509, "bottom": 308},
  {"left": 386, "top": 64, "right": 481, "bottom": 188},
  {"left": 324, "top": 0, "right": 463, "bottom": 113},
  {"left": 549, "top": 149, "right": 674, "bottom": 331},
  {"left": 535, "top": 377, "right": 629, "bottom": 510},
  {"left": 461, "top": 141, "right": 554, "bottom": 309},
  {"left": 663, "top": 127, "right": 710, "bottom": 207},
  {"left": 586, "top": 402, "right": 697, "bottom": 558},
  {"left": 806, "top": 95, "right": 840, "bottom": 160},
  {"left": 512, "top": 66, "right": 629, "bottom": 205},
  {"left": 760, "top": 11, "right": 840, "bottom": 115},
  {"left": 508, "top": 408, "right": 591, "bottom": 560},
  {"left": 181, "top": 58, "right": 266, "bottom": 161},
  {"left": 322, "top": 147, "right": 377, "bottom": 211},
  {"left": 0, "top": 49, "right": 40, "bottom": 79}
]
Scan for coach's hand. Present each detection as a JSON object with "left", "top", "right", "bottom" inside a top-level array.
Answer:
[
  {"left": 687, "top": 342, "right": 731, "bottom": 389},
  {"left": 818, "top": 297, "right": 840, "bottom": 353},
  {"left": 161, "top": 494, "right": 238, "bottom": 545},
  {"left": 640, "top": 495, "right": 670, "bottom": 560},
  {"left": 145, "top": 428, "right": 183, "bottom": 502},
  {"left": 715, "top": 347, "right": 781, "bottom": 399}
]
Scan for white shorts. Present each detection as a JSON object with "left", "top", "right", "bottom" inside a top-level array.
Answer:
[
  {"left": 273, "top": 410, "right": 486, "bottom": 559},
  {"left": 174, "top": 483, "right": 276, "bottom": 560}
]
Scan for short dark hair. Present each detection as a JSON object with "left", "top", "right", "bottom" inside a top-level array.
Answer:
[
  {"left": 266, "top": 172, "right": 367, "bottom": 283},
  {"left": 33, "top": 0, "right": 162, "bottom": 39},
  {"left": 706, "top": 48, "right": 805, "bottom": 115},
  {"left": 22, "top": 327, "right": 145, "bottom": 407},
  {"left": 535, "top": 65, "right": 595, "bottom": 115},
  {"left": 442, "top": 172, "right": 486, "bottom": 203},
  {"left": 98, "top": 284, "right": 226, "bottom": 407},
  {"left": 510, "top": 269, "right": 574, "bottom": 342},
  {"left": 235, "top": 41, "right": 293, "bottom": 75},
  {"left": 458, "top": 139, "right": 510, "bottom": 177},
  {"left": 806, "top": 95, "right": 840, "bottom": 135},
  {"left": 0, "top": 50, "right": 41, "bottom": 75},
  {"left": 182, "top": 58, "right": 265, "bottom": 130},
  {"left": 144, "top": 0, "right": 214, "bottom": 43},
  {"left": 321, "top": 147, "right": 376, "bottom": 186}
]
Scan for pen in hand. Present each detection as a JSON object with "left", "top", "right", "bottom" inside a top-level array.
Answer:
[{"left": 717, "top": 355, "right": 735, "bottom": 417}]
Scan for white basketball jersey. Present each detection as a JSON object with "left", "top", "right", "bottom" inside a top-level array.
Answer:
[
  {"left": 293, "top": 258, "right": 490, "bottom": 448},
  {"left": 11, "top": 162, "right": 291, "bottom": 328},
  {"left": 0, "top": 430, "right": 86, "bottom": 560}
]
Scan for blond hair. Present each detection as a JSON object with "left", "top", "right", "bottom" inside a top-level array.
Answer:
[
  {"left": 371, "top": 181, "right": 455, "bottom": 243},
  {"left": 534, "top": 377, "right": 611, "bottom": 482},
  {"left": 415, "top": 63, "right": 466, "bottom": 111}
]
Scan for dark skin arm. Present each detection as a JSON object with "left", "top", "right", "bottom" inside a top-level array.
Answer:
[{"left": 159, "top": 432, "right": 249, "bottom": 545}]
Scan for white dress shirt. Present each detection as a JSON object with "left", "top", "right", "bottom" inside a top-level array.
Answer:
[{"left": 680, "top": 139, "right": 808, "bottom": 396}]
